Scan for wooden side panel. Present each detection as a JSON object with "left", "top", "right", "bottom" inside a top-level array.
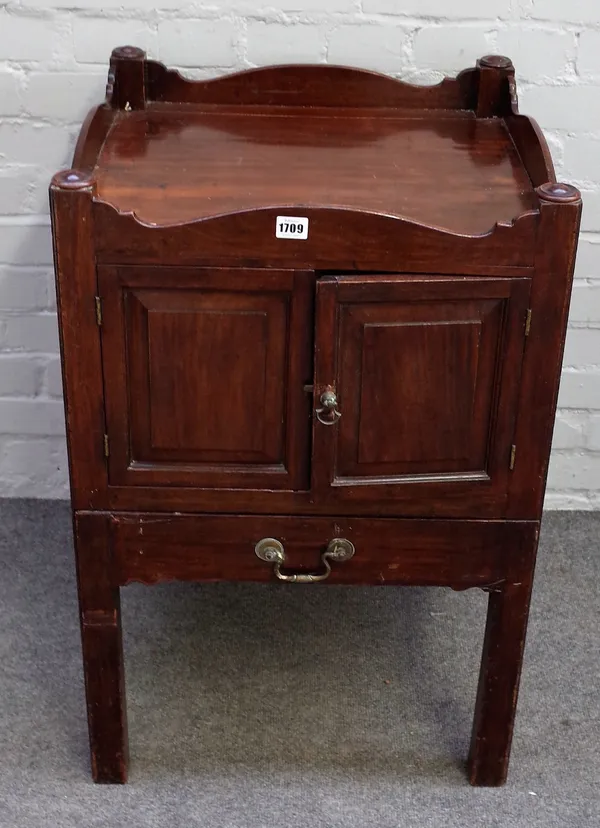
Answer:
[
  {"left": 505, "top": 114, "right": 556, "bottom": 189},
  {"left": 99, "top": 266, "right": 313, "bottom": 490}
]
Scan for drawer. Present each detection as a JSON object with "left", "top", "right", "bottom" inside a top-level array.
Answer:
[{"left": 109, "top": 514, "right": 536, "bottom": 589}]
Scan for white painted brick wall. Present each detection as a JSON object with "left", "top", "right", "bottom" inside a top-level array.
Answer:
[{"left": 0, "top": 0, "right": 599, "bottom": 506}]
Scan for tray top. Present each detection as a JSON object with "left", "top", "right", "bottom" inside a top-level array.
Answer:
[{"left": 94, "top": 106, "right": 537, "bottom": 235}]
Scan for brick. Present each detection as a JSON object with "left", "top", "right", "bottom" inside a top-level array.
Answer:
[
  {"left": 44, "top": 357, "right": 63, "bottom": 398},
  {"left": 0, "top": 356, "right": 39, "bottom": 397},
  {"left": 588, "top": 415, "right": 600, "bottom": 450},
  {"left": 0, "top": 168, "right": 54, "bottom": 218},
  {"left": 527, "top": 0, "right": 600, "bottom": 25},
  {"left": 1, "top": 314, "right": 59, "bottom": 353},
  {"left": 159, "top": 19, "right": 238, "bottom": 68},
  {"left": 328, "top": 25, "right": 407, "bottom": 75},
  {"left": 562, "top": 137, "right": 600, "bottom": 185},
  {"left": 246, "top": 22, "right": 324, "bottom": 66},
  {"left": 558, "top": 371, "right": 600, "bottom": 409},
  {"left": 363, "top": 0, "right": 511, "bottom": 17},
  {"left": 22, "top": 73, "right": 106, "bottom": 121},
  {"left": 579, "top": 192, "right": 600, "bottom": 233},
  {"left": 568, "top": 283, "right": 600, "bottom": 323},
  {"left": 0, "top": 11, "right": 61, "bottom": 62},
  {"left": 496, "top": 27, "right": 574, "bottom": 82},
  {"left": 23, "top": 0, "right": 181, "bottom": 6},
  {"left": 0, "top": 123, "right": 75, "bottom": 170},
  {"left": 551, "top": 411, "right": 586, "bottom": 450},
  {"left": 413, "top": 26, "right": 493, "bottom": 74},
  {"left": 46, "top": 273, "right": 57, "bottom": 311},
  {"left": 562, "top": 328, "right": 600, "bottom": 368},
  {"left": 520, "top": 85, "right": 600, "bottom": 134},
  {"left": 0, "top": 169, "right": 34, "bottom": 215},
  {"left": 578, "top": 30, "right": 600, "bottom": 79},
  {"left": 0, "top": 399, "right": 65, "bottom": 436},
  {"left": 0, "top": 437, "right": 69, "bottom": 498},
  {"left": 574, "top": 239, "right": 600, "bottom": 281},
  {"left": 0, "top": 268, "right": 48, "bottom": 310},
  {"left": 0, "top": 223, "right": 53, "bottom": 266},
  {"left": 263, "top": 0, "right": 351, "bottom": 9},
  {"left": 0, "top": 72, "right": 22, "bottom": 117},
  {"left": 546, "top": 452, "right": 600, "bottom": 490},
  {"left": 74, "top": 18, "right": 158, "bottom": 65},
  {"left": 18, "top": 170, "right": 53, "bottom": 216}
]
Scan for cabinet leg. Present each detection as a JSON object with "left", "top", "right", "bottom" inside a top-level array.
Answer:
[
  {"left": 468, "top": 580, "right": 532, "bottom": 786},
  {"left": 75, "top": 514, "right": 128, "bottom": 783}
]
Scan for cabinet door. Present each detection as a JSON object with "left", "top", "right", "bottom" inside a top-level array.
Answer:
[
  {"left": 312, "top": 274, "right": 531, "bottom": 516},
  {"left": 99, "top": 267, "right": 313, "bottom": 489}
]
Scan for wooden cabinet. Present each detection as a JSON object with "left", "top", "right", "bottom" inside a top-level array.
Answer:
[{"left": 50, "top": 47, "right": 582, "bottom": 787}]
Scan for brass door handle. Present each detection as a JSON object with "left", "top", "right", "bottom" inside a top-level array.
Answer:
[
  {"left": 254, "top": 537, "right": 355, "bottom": 583},
  {"left": 316, "top": 389, "right": 341, "bottom": 426}
]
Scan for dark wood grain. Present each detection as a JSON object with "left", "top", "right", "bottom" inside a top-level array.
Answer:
[
  {"left": 71, "top": 104, "right": 117, "bottom": 174},
  {"left": 506, "top": 114, "right": 556, "bottom": 188},
  {"left": 93, "top": 203, "right": 538, "bottom": 272},
  {"left": 313, "top": 274, "right": 531, "bottom": 512},
  {"left": 50, "top": 172, "right": 107, "bottom": 510},
  {"left": 98, "top": 266, "right": 313, "bottom": 491},
  {"left": 507, "top": 185, "right": 582, "bottom": 517},
  {"left": 468, "top": 523, "right": 539, "bottom": 785},
  {"left": 94, "top": 108, "right": 536, "bottom": 236},
  {"left": 52, "top": 51, "right": 579, "bottom": 786},
  {"left": 146, "top": 60, "right": 479, "bottom": 110},
  {"left": 107, "top": 45, "right": 145, "bottom": 111},
  {"left": 75, "top": 513, "right": 128, "bottom": 783},
  {"left": 476, "top": 55, "right": 515, "bottom": 118},
  {"left": 108, "top": 512, "right": 534, "bottom": 589}
]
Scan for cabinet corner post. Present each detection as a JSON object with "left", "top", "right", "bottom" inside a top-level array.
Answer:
[
  {"left": 106, "top": 45, "right": 147, "bottom": 111},
  {"left": 506, "top": 182, "right": 582, "bottom": 518},
  {"left": 476, "top": 55, "right": 516, "bottom": 118},
  {"left": 50, "top": 170, "right": 107, "bottom": 508}
]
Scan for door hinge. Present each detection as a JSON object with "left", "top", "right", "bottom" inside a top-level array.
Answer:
[
  {"left": 103, "top": 434, "right": 110, "bottom": 459},
  {"left": 524, "top": 308, "right": 532, "bottom": 337},
  {"left": 509, "top": 444, "right": 516, "bottom": 471},
  {"left": 95, "top": 296, "right": 103, "bottom": 326}
]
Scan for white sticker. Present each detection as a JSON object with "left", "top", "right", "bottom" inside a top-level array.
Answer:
[{"left": 275, "top": 216, "right": 309, "bottom": 240}]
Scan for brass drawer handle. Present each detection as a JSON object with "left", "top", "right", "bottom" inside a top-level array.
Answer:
[
  {"left": 255, "top": 537, "right": 355, "bottom": 583},
  {"left": 316, "top": 389, "right": 341, "bottom": 426}
]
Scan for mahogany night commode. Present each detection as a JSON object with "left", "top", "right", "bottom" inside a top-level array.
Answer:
[{"left": 50, "top": 46, "right": 582, "bottom": 785}]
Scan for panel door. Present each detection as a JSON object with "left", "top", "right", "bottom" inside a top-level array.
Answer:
[
  {"left": 311, "top": 274, "right": 531, "bottom": 515},
  {"left": 99, "top": 267, "right": 313, "bottom": 489}
]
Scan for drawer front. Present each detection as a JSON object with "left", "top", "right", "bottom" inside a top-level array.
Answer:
[{"left": 110, "top": 513, "right": 536, "bottom": 588}]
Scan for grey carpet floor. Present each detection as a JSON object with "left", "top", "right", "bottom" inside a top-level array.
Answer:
[{"left": 0, "top": 500, "right": 598, "bottom": 827}]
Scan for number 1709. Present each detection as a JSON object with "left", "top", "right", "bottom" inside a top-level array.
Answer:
[{"left": 275, "top": 216, "right": 309, "bottom": 239}]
